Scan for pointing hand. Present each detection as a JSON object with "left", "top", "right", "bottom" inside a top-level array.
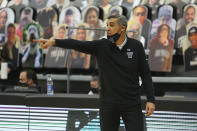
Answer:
[{"left": 33, "top": 39, "right": 55, "bottom": 49}]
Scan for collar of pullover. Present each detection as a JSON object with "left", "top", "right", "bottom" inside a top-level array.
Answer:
[{"left": 116, "top": 36, "right": 127, "bottom": 50}]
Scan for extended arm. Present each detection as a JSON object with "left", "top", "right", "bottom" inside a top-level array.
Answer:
[
  {"left": 35, "top": 39, "right": 102, "bottom": 56},
  {"left": 55, "top": 39, "right": 102, "bottom": 55}
]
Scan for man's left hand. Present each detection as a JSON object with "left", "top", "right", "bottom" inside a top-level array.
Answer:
[{"left": 145, "top": 102, "right": 155, "bottom": 117}]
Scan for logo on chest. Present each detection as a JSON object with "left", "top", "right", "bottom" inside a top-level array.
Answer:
[{"left": 126, "top": 49, "right": 133, "bottom": 59}]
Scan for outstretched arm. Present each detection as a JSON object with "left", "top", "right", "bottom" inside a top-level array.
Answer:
[{"left": 34, "top": 38, "right": 102, "bottom": 55}]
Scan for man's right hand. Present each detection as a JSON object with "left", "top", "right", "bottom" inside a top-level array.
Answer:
[{"left": 33, "top": 39, "right": 55, "bottom": 49}]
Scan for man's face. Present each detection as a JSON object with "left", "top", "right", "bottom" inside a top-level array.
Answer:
[
  {"left": 106, "top": 18, "right": 122, "bottom": 36},
  {"left": 86, "top": 10, "right": 98, "bottom": 27},
  {"left": 185, "top": 7, "right": 195, "bottom": 24},
  {"left": 76, "top": 29, "right": 86, "bottom": 41},
  {"left": 133, "top": 7, "right": 146, "bottom": 25},
  {"left": 19, "top": 72, "right": 28, "bottom": 84},
  {"left": 7, "top": 27, "right": 15, "bottom": 44},
  {"left": 64, "top": 14, "right": 74, "bottom": 25},
  {"left": 189, "top": 33, "right": 197, "bottom": 48},
  {"left": 0, "top": 11, "right": 7, "bottom": 27}
]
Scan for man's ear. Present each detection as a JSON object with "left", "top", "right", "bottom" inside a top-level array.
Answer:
[{"left": 121, "top": 25, "right": 126, "bottom": 32}]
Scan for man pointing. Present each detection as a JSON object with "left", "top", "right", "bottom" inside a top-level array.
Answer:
[{"left": 35, "top": 14, "right": 155, "bottom": 131}]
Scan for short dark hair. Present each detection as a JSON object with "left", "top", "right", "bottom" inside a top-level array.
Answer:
[
  {"left": 107, "top": 14, "right": 127, "bottom": 28},
  {"left": 21, "top": 69, "right": 38, "bottom": 85},
  {"left": 7, "top": 23, "right": 15, "bottom": 30},
  {"left": 65, "top": 9, "right": 73, "bottom": 16}
]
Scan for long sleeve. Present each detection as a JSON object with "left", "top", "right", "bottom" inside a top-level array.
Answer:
[
  {"left": 55, "top": 39, "right": 102, "bottom": 56},
  {"left": 137, "top": 42, "right": 155, "bottom": 103}
]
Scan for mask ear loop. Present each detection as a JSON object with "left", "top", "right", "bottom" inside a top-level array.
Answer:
[
  {"left": 119, "top": 25, "right": 126, "bottom": 38},
  {"left": 121, "top": 25, "right": 126, "bottom": 32}
]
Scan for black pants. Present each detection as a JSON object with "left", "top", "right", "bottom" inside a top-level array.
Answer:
[{"left": 99, "top": 102, "right": 144, "bottom": 131}]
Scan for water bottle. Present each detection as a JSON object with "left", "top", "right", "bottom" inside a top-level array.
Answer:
[{"left": 47, "top": 74, "right": 54, "bottom": 95}]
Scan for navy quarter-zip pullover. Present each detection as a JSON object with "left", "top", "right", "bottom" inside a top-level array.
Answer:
[{"left": 55, "top": 38, "right": 155, "bottom": 105}]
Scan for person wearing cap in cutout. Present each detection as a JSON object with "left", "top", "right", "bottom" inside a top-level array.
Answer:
[
  {"left": 64, "top": 9, "right": 74, "bottom": 26},
  {"left": 184, "top": 26, "right": 197, "bottom": 71},
  {"left": 64, "top": 9, "right": 76, "bottom": 37}
]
